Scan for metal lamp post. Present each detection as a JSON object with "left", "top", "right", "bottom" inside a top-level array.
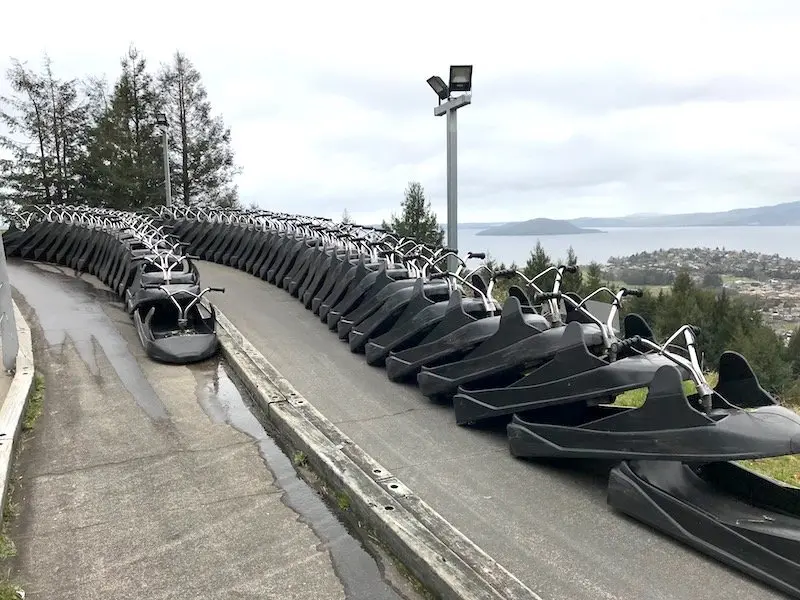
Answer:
[
  {"left": 427, "top": 65, "right": 473, "bottom": 272},
  {"left": 156, "top": 113, "right": 172, "bottom": 208}
]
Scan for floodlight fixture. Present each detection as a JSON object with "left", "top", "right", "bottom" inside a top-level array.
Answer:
[
  {"left": 449, "top": 65, "right": 473, "bottom": 93},
  {"left": 156, "top": 113, "right": 168, "bottom": 128},
  {"left": 427, "top": 75, "right": 449, "bottom": 101}
]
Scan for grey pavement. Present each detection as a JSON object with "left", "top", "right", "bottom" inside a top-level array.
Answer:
[
  {"left": 197, "top": 260, "right": 789, "bottom": 600},
  {"left": 4, "top": 261, "right": 367, "bottom": 600}
]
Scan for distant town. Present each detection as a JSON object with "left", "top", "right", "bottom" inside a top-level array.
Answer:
[{"left": 605, "top": 247, "right": 800, "bottom": 335}]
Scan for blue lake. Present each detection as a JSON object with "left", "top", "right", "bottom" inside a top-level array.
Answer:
[{"left": 456, "top": 226, "right": 800, "bottom": 266}]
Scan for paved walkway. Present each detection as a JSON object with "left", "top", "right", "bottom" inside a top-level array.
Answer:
[{"left": 5, "top": 261, "right": 352, "bottom": 600}]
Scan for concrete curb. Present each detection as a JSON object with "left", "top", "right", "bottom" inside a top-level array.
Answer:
[
  {"left": 215, "top": 308, "right": 542, "bottom": 600},
  {"left": 0, "top": 301, "right": 34, "bottom": 519}
]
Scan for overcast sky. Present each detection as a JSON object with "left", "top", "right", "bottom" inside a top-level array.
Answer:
[{"left": 3, "top": 0, "right": 800, "bottom": 224}]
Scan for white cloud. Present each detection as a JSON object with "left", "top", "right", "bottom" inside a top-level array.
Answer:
[{"left": 3, "top": 0, "right": 800, "bottom": 223}]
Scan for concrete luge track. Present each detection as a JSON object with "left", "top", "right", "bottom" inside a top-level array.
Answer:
[{"left": 198, "top": 259, "right": 787, "bottom": 600}]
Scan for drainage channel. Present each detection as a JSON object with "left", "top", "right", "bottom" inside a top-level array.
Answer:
[{"left": 191, "top": 358, "right": 420, "bottom": 600}]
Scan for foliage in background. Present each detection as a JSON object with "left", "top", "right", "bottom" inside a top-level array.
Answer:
[
  {"left": 382, "top": 182, "right": 444, "bottom": 247},
  {"left": 158, "top": 52, "right": 239, "bottom": 207},
  {"left": 0, "top": 46, "right": 239, "bottom": 211}
]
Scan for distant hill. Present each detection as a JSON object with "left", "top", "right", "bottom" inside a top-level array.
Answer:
[
  {"left": 450, "top": 222, "right": 504, "bottom": 230},
  {"left": 476, "top": 218, "right": 602, "bottom": 236},
  {"left": 569, "top": 200, "right": 800, "bottom": 228}
]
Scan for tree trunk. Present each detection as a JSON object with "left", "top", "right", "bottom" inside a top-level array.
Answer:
[
  {"left": 28, "top": 93, "right": 51, "bottom": 202},
  {"left": 179, "top": 65, "right": 190, "bottom": 204},
  {"left": 47, "top": 75, "right": 64, "bottom": 202}
]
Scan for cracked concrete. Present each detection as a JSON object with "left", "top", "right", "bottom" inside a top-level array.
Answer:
[{"left": 6, "top": 261, "right": 348, "bottom": 600}]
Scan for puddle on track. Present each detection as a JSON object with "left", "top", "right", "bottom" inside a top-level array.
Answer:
[
  {"left": 8, "top": 260, "right": 168, "bottom": 420},
  {"left": 192, "top": 359, "right": 409, "bottom": 600}
]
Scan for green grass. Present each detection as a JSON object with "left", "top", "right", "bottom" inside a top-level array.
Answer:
[
  {"left": 739, "top": 455, "right": 800, "bottom": 487},
  {"left": 721, "top": 274, "right": 759, "bottom": 285},
  {"left": 615, "top": 372, "right": 800, "bottom": 487},
  {"left": 22, "top": 374, "right": 44, "bottom": 432},
  {"left": 614, "top": 372, "right": 719, "bottom": 408},
  {"left": 0, "top": 537, "right": 14, "bottom": 561},
  {"left": 292, "top": 450, "right": 308, "bottom": 469},
  {"left": 0, "top": 583, "right": 23, "bottom": 599},
  {"left": 335, "top": 490, "right": 351, "bottom": 512},
  {"left": 0, "top": 373, "right": 46, "bottom": 599}
]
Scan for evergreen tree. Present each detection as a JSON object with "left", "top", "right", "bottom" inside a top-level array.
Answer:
[
  {"left": 0, "top": 56, "right": 88, "bottom": 206},
  {"left": 729, "top": 321, "right": 793, "bottom": 394},
  {"left": 158, "top": 52, "right": 239, "bottom": 207},
  {"left": 523, "top": 241, "right": 553, "bottom": 290},
  {"left": 654, "top": 270, "right": 705, "bottom": 337},
  {"left": 81, "top": 45, "right": 163, "bottom": 209},
  {"left": 581, "top": 262, "right": 604, "bottom": 296},
  {"left": 341, "top": 208, "right": 353, "bottom": 224},
  {"left": 382, "top": 182, "right": 444, "bottom": 246},
  {"left": 561, "top": 246, "right": 582, "bottom": 292},
  {"left": 625, "top": 289, "right": 660, "bottom": 328}
]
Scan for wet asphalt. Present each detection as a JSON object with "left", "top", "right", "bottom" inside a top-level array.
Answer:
[
  {"left": 196, "top": 259, "right": 790, "bottom": 600},
  {"left": 6, "top": 260, "right": 412, "bottom": 600}
]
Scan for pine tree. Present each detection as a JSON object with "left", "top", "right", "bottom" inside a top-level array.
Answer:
[
  {"left": 561, "top": 246, "right": 582, "bottom": 292},
  {"left": 81, "top": 45, "right": 163, "bottom": 209},
  {"left": 158, "top": 52, "right": 239, "bottom": 207},
  {"left": 382, "top": 182, "right": 444, "bottom": 246},
  {"left": 523, "top": 241, "right": 555, "bottom": 290},
  {"left": 0, "top": 56, "right": 88, "bottom": 206},
  {"left": 341, "top": 208, "right": 353, "bottom": 224},
  {"left": 581, "top": 262, "right": 604, "bottom": 295}
]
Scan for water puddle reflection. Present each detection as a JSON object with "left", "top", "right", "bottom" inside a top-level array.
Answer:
[
  {"left": 192, "top": 359, "right": 407, "bottom": 600},
  {"left": 8, "top": 260, "right": 168, "bottom": 420}
]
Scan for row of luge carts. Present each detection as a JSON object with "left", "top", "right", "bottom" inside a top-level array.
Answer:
[
  {"left": 2, "top": 203, "right": 798, "bottom": 596},
  {"left": 1, "top": 205, "right": 225, "bottom": 364},
  {"left": 156, "top": 204, "right": 800, "bottom": 598}
]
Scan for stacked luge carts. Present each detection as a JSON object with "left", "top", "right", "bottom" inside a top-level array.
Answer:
[
  {"left": 163, "top": 205, "right": 800, "bottom": 596},
  {"left": 2, "top": 204, "right": 225, "bottom": 364}
]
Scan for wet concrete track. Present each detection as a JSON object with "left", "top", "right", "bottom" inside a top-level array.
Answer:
[
  {"left": 7, "top": 260, "right": 410, "bottom": 600},
  {"left": 191, "top": 360, "right": 406, "bottom": 600},
  {"left": 197, "top": 260, "right": 789, "bottom": 600}
]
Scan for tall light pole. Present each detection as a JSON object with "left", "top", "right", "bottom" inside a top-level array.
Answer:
[
  {"left": 427, "top": 65, "right": 472, "bottom": 272},
  {"left": 156, "top": 113, "right": 172, "bottom": 208}
]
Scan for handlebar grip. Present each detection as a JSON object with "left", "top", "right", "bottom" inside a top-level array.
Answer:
[
  {"left": 622, "top": 288, "right": 644, "bottom": 297},
  {"left": 441, "top": 247, "right": 458, "bottom": 254},
  {"left": 467, "top": 252, "right": 486, "bottom": 260},
  {"left": 210, "top": 287, "right": 226, "bottom": 293},
  {"left": 349, "top": 237, "right": 366, "bottom": 242},
  {"left": 689, "top": 325, "right": 702, "bottom": 336},
  {"left": 609, "top": 335, "right": 642, "bottom": 355},
  {"left": 429, "top": 272, "right": 449, "bottom": 280},
  {"left": 562, "top": 264, "right": 579, "bottom": 274},
  {"left": 493, "top": 269, "right": 517, "bottom": 279},
  {"left": 533, "top": 292, "right": 562, "bottom": 303}
]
